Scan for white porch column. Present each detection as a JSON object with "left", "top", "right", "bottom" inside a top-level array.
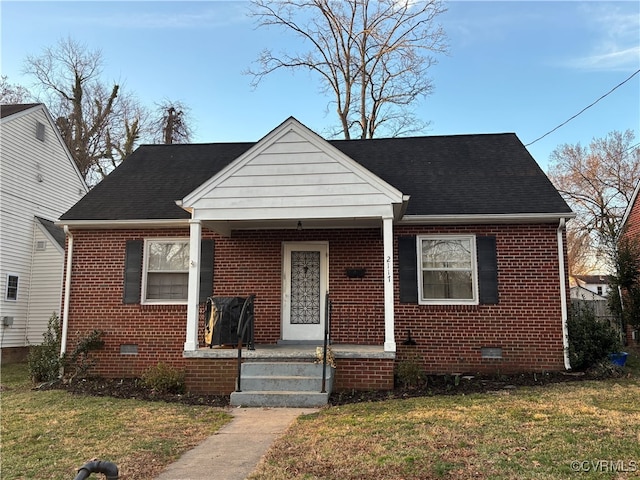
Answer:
[
  {"left": 383, "top": 216, "right": 396, "bottom": 352},
  {"left": 184, "top": 219, "right": 202, "bottom": 351}
]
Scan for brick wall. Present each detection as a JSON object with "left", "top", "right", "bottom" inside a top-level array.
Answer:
[
  {"left": 394, "top": 224, "right": 567, "bottom": 374},
  {"left": 64, "top": 229, "right": 191, "bottom": 379},
  {"left": 214, "top": 228, "right": 385, "bottom": 345},
  {"left": 334, "top": 358, "right": 395, "bottom": 391},
  {"left": 63, "top": 222, "right": 567, "bottom": 393},
  {"left": 184, "top": 358, "right": 237, "bottom": 394},
  {"left": 624, "top": 196, "right": 640, "bottom": 240},
  {"left": 621, "top": 198, "right": 640, "bottom": 348}
]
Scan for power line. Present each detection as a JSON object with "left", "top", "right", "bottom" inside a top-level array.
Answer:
[
  {"left": 525, "top": 69, "right": 640, "bottom": 147},
  {"left": 624, "top": 142, "right": 640, "bottom": 155}
]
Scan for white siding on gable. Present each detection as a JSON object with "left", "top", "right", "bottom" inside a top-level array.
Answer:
[
  {"left": 186, "top": 124, "right": 404, "bottom": 222},
  {"left": 26, "top": 226, "right": 64, "bottom": 345},
  {"left": 0, "top": 105, "right": 87, "bottom": 350}
]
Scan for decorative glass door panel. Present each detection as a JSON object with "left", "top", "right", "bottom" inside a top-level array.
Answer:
[
  {"left": 282, "top": 243, "right": 327, "bottom": 341},
  {"left": 290, "top": 251, "right": 321, "bottom": 324}
]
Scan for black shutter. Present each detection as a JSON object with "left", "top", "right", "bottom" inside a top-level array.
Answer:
[
  {"left": 477, "top": 236, "right": 499, "bottom": 305},
  {"left": 398, "top": 236, "right": 418, "bottom": 303},
  {"left": 199, "top": 239, "right": 214, "bottom": 303},
  {"left": 123, "top": 240, "right": 143, "bottom": 304}
]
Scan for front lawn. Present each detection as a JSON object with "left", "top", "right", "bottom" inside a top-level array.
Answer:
[
  {"left": 1, "top": 363, "right": 231, "bottom": 480},
  {"left": 250, "top": 361, "right": 640, "bottom": 479},
  {"left": 3, "top": 350, "right": 639, "bottom": 480}
]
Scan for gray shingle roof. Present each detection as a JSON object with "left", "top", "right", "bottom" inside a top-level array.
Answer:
[
  {"left": 35, "top": 217, "right": 66, "bottom": 248},
  {"left": 60, "top": 132, "right": 572, "bottom": 221},
  {"left": 1, "top": 103, "right": 41, "bottom": 119}
]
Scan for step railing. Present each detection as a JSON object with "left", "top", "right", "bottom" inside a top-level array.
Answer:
[
  {"left": 235, "top": 294, "right": 256, "bottom": 393},
  {"left": 321, "top": 292, "right": 332, "bottom": 393}
]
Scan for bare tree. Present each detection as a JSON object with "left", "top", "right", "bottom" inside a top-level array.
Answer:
[
  {"left": 247, "top": 0, "right": 448, "bottom": 139},
  {"left": 24, "top": 37, "right": 147, "bottom": 184},
  {"left": 154, "top": 100, "right": 193, "bottom": 144},
  {"left": 0, "top": 75, "right": 33, "bottom": 104},
  {"left": 565, "top": 228, "right": 595, "bottom": 276},
  {"left": 548, "top": 130, "right": 640, "bottom": 273}
]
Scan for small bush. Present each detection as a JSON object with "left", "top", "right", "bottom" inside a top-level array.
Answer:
[
  {"left": 568, "top": 303, "right": 621, "bottom": 370},
  {"left": 66, "top": 329, "right": 104, "bottom": 382},
  {"left": 395, "top": 354, "right": 426, "bottom": 389},
  {"left": 141, "top": 363, "right": 186, "bottom": 394},
  {"left": 28, "top": 314, "right": 63, "bottom": 382}
]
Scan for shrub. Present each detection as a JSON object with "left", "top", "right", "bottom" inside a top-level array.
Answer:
[
  {"left": 141, "top": 363, "right": 186, "bottom": 394},
  {"left": 28, "top": 313, "right": 62, "bottom": 382},
  {"left": 395, "top": 354, "right": 426, "bottom": 389},
  {"left": 568, "top": 303, "right": 621, "bottom": 370},
  {"left": 66, "top": 329, "right": 104, "bottom": 382}
]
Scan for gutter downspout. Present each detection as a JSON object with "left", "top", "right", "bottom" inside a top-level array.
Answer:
[
  {"left": 60, "top": 226, "right": 73, "bottom": 358},
  {"left": 557, "top": 218, "right": 571, "bottom": 370}
]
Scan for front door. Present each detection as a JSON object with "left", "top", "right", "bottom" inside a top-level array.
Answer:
[{"left": 282, "top": 242, "right": 328, "bottom": 342}]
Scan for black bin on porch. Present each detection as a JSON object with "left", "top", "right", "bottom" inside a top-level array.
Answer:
[{"left": 204, "top": 296, "right": 254, "bottom": 348}]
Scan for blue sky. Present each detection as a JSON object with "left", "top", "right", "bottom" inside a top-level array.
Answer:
[{"left": 2, "top": 1, "right": 639, "bottom": 171}]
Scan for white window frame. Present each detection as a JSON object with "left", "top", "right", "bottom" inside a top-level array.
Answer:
[
  {"left": 141, "top": 238, "right": 190, "bottom": 305},
  {"left": 5, "top": 274, "right": 19, "bottom": 301},
  {"left": 417, "top": 235, "right": 479, "bottom": 305}
]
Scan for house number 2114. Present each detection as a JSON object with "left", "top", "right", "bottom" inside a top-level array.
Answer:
[{"left": 386, "top": 255, "right": 391, "bottom": 283}]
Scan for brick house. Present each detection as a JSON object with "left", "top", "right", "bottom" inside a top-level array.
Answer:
[
  {"left": 621, "top": 180, "right": 640, "bottom": 241},
  {"left": 617, "top": 180, "right": 640, "bottom": 344},
  {"left": 58, "top": 117, "right": 574, "bottom": 397}
]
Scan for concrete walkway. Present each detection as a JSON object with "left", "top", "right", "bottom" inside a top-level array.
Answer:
[{"left": 154, "top": 407, "right": 318, "bottom": 480}]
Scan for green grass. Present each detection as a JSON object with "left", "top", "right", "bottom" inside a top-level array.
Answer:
[
  {"left": 4, "top": 352, "right": 640, "bottom": 480},
  {"left": 250, "top": 352, "right": 640, "bottom": 480},
  {"left": 1, "top": 363, "right": 232, "bottom": 480}
]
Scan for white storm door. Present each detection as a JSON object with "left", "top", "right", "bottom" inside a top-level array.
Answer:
[{"left": 282, "top": 242, "right": 328, "bottom": 341}]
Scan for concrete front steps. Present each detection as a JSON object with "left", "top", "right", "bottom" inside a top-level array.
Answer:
[{"left": 230, "top": 361, "right": 334, "bottom": 408}]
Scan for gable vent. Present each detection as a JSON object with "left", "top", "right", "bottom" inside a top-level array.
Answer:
[{"left": 35, "top": 121, "right": 45, "bottom": 142}]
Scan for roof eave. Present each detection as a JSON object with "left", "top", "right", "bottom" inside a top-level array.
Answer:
[
  {"left": 399, "top": 212, "right": 576, "bottom": 225},
  {"left": 57, "top": 219, "right": 190, "bottom": 229}
]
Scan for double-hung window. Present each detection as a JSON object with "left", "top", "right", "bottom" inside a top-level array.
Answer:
[
  {"left": 142, "top": 239, "right": 189, "bottom": 303},
  {"left": 418, "top": 235, "right": 478, "bottom": 305},
  {"left": 5, "top": 274, "right": 18, "bottom": 301}
]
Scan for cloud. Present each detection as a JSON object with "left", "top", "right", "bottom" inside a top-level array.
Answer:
[
  {"left": 569, "top": 46, "right": 640, "bottom": 71},
  {"left": 568, "top": 4, "right": 640, "bottom": 71}
]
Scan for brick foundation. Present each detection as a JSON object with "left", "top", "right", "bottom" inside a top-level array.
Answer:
[
  {"left": 333, "top": 357, "right": 395, "bottom": 391},
  {"left": 0, "top": 346, "right": 29, "bottom": 365},
  {"left": 184, "top": 358, "right": 237, "bottom": 395}
]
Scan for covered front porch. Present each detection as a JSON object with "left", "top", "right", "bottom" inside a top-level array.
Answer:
[{"left": 178, "top": 118, "right": 409, "bottom": 357}]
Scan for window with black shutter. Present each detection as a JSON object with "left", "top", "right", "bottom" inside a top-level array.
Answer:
[
  {"left": 398, "top": 234, "right": 498, "bottom": 305},
  {"left": 123, "top": 238, "right": 214, "bottom": 304}
]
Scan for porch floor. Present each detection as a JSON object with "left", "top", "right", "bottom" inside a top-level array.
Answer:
[{"left": 183, "top": 344, "right": 395, "bottom": 360}]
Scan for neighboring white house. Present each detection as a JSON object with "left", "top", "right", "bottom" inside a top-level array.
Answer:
[
  {"left": 570, "top": 285, "right": 608, "bottom": 301},
  {"left": 0, "top": 103, "right": 88, "bottom": 363},
  {"left": 570, "top": 274, "right": 612, "bottom": 298}
]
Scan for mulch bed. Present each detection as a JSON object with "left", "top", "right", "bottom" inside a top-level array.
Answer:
[
  {"left": 38, "top": 360, "right": 631, "bottom": 407},
  {"left": 330, "top": 365, "right": 629, "bottom": 405},
  {"left": 41, "top": 377, "right": 230, "bottom": 407}
]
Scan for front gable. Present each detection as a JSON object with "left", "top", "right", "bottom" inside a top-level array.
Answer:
[{"left": 181, "top": 118, "right": 406, "bottom": 230}]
